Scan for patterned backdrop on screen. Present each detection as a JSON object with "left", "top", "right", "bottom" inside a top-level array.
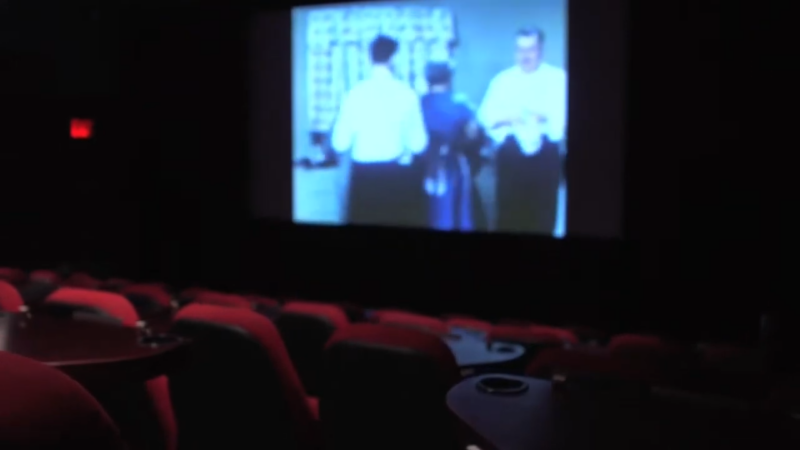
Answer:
[{"left": 306, "top": 6, "right": 456, "bottom": 133}]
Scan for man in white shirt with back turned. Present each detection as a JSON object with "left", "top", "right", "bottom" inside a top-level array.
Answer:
[
  {"left": 331, "top": 35, "right": 428, "bottom": 227},
  {"left": 478, "top": 28, "right": 567, "bottom": 234}
]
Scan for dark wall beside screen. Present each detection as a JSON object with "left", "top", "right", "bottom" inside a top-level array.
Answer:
[{"left": 0, "top": 1, "right": 763, "bottom": 342}]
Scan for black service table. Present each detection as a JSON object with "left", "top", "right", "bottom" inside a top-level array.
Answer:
[{"left": 447, "top": 374, "right": 799, "bottom": 450}]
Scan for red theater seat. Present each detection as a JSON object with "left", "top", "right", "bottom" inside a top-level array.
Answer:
[
  {"left": 276, "top": 301, "right": 350, "bottom": 395},
  {"left": 608, "top": 334, "right": 686, "bottom": 361},
  {"left": 376, "top": 310, "right": 449, "bottom": 335},
  {"left": 0, "top": 280, "right": 26, "bottom": 313},
  {"left": 101, "top": 278, "right": 132, "bottom": 292},
  {"left": 63, "top": 272, "right": 102, "bottom": 289},
  {"left": 194, "top": 291, "right": 252, "bottom": 309},
  {"left": 0, "top": 352, "right": 126, "bottom": 449},
  {"left": 46, "top": 287, "right": 140, "bottom": 327},
  {"left": 44, "top": 287, "right": 177, "bottom": 450},
  {"left": 489, "top": 324, "right": 579, "bottom": 345},
  {"left": 170, "top": 304, "right": 319, "bottom": 450},
  {"left": 446, "top": 317, "right": 493, "bottom": 333},
  {"left": 526, "top": 347, "right": 663, "bottom": 384},
  {"left": 122, "top": 284, "right": 174, "bottom": 316},
  {"left": 0, "top": 267, "right": 26, "bottom": 285},
  {"left": 29, "top": 269, "right": 61, "bottom": 284},
  {"left": 322, "top": 324, "right": 461, "bottom": 450},
  {"left": 245, "top": 294, "right": 280, "bottom": 308},
  {"left": 178, "top": 286, "right": 207, "bottom": 302}
]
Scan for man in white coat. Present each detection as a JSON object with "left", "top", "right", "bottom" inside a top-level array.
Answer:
[
  {"left": 331, "top": 35, "right": 429, "bottom": 228},
  {"left": 478, "top": 28, "right": 567, "bottom": 234}
]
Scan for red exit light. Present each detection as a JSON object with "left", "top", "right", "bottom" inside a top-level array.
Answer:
[{"left": 70, "top": 118, "right": 94, "bottom": 139}]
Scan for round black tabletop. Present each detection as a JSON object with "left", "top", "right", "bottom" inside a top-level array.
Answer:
[
  {"left": 445, "top": 327, "right": 525, "bottom": 368},
  {"left": 447, "top": 374, "right": 799, "bottom": 450},
  {"left": 0, "top": 312, "right": 188, "bottom": 387}
]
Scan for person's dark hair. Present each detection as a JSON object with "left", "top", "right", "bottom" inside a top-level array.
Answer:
[
  {"left": 424, "top": 62, "right": 452, "bottom": 86},
  {"left": 370, "top": 35, "right": 399, "bottom": 64},
  {"left": 517, "top": 27, "right": 546, "bottom": 44}
]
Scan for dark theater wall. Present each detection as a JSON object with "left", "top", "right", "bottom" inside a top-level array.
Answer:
[{"left": 1, "top": 0, "right": 142, "bottom": 278}]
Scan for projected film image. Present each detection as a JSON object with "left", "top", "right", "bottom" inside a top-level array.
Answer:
[{"left": 292, "top": 0, "right": 568, "bottom": 236}]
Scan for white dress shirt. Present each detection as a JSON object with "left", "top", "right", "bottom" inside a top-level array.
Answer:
[
  {"left": 477, "top": 63, "right": 567, "bottom": 156},
  {"left": 331, "top": 67, "right": 428, "bottom": 163}
]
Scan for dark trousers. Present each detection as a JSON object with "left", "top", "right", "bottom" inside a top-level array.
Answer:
[
  {"left": 495, "top": 137, "right": 561, "bottom": 234},
  {"left": 347, "top": 161, "right": 423, "bottom": 228}
]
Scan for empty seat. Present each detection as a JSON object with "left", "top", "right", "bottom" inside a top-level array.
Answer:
[
  {"left": 44, "top": 287, "right": 177, "bottom": 450},
  {"left": 63, "top": 272, "right": 102, "bottom": 289},
  {"left": 0, "top": 267, "right": 26, "bottom": 285},
  {"left": 122, "top": 284, "right": 173, "bottom": 317},
  {"left": 46, "top": 287, "right": 140, "bottom": 326},
  {"left": 526, "top": 347, "right": 663, "bottom": 384},
  {"left": 177, "top": 286, "right": 207, "bottom": 305},
  {"left": 28, "top": 269, "right": 61, "bottom": 285},
  {"left": 322, "top": 324, "right": 461, "bottom": 450},
  {"left": 194, "top": 291, "right": 252, "bottom": 309},
  {"left": 337, "top": 301, "right": 365, "bottom": 322},
  {"left": 608, "top": 334, "right": 686, "bottom": 361},
  {"left": 170, "top": 304, "right": 319, "bottom": 450},
  {"left": 489, "top": 324, "right": 579, "bottom": 345},
  {"left": 101, "top": 278, "right": 132, "bottom": 292},
  {"left": 276, "top": 301, "right": 350, "bottom": 396},
  {"left": 0, "top": 280, "right": 26, "bottom": 313},
  {"left": 0, "top": 351, "right": 126, "bottom": 449},
  {"left": 376, "top": 310, "right": 449, "bottom": 335}
]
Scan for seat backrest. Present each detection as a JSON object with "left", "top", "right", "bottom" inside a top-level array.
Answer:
[
  {"left": 194, "top": 291, "right": 252, "bottom": 309},
  {"left": 170, "top": 304, "right": 317, "bottom": 450},
  {"left": 122, "top": 284, "right": 173, "bottom": 316},
  {"left": 526, "top": 347, "right": 663, "bottom": 384},
  {"left": 101, "top": 278, "right": 132, "bottom": 292},
  {"left": 446, "top": 317, "right": 493, "bottom": 333},
  {"left": 63, "top": 272, "right": 102, "bottom": 289},
  {"left": 0, "top": 280, "right": 25, "bottom": 313},
  {"left": 276, "top": 301, "right": 350, "bottom": 395},
  {"left": 376, "top": 311, "right": 449, "bottom": 335},
  {"left": 46, "top": 287, "right": 140, "bottom": 327},
  {"left": 529, "top": 325, "right": 580, "bottom": 345},
  {"left": 608, "top": 334, "right": 686, "bottom": 362},
  {"left": 29, "top": 269, "right": 62, "bottom": 285},
  {"left": 0, "top": 351, "right": 126, "bottom": 449},
  {"left": 322, "top": 324, "right": 460, "bottom": 450},
  {"left": 0, "top": 267, "right": 26, "bottom": 285}
]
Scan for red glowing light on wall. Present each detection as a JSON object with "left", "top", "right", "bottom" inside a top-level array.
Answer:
[{"left": 70, "top": 118, "right": 94, "bottom": 139}]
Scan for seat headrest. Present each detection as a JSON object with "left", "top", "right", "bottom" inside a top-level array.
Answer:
[
  {"left": 0, "top": 352, "right": 125, "bottom": 449},
  {"left": 0, "top": 267, "right": 26, "bottom": 285},
  {"left": 0, "top": 280, "right": 25, "bottom": 312},
  {"left": 173, "top": 304, "right": 316, "bottom": 436},
  {"left": 29, "top": 270, "right": 61, "bottom": 284},
  {"left": 63, "top": 272, "right": 101, "bottom": 289},
  {"left": 445, "top": 317, "right": 493, "bottom": 333},
  {"left": 608, "top": 334, "right": 684, "bottom": 357},
  {"left": 46, "top": 287, "right": 139, "bottom": 327},
  {"left": 327, "top": 323, "right": 459, "bottom": 383},
  {"left": 122, "top": 284, "right": 173, "bottom": 307},
  {"left": 194, "top": 291, "right": 252, "bottom": 309},
  {"left": 526, "top": 348, "right": 663, "bottom": 383},
  {"left": 283, "top": 301, "right": 349, "bottom": 329},
  {"left": 376, "top": 311, "right": 448, "bottom": 335}
]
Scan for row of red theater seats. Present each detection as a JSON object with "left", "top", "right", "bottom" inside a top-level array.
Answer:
[
  {"left": 2, "top": 269, "right": 791, "bottom": 448},
  {"left": 3, "top": 306, "right": 797, "bottom": 450},
  {"left": 1, "top": 266, "right": 749, "bottom": 364},
  {"left": 0, "top": 283, "right": 479, "bottom": 450}
]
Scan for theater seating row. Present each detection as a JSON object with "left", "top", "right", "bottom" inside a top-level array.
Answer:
[{"left": 1, "top": 266, "right": 791, "bottom": 449}]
